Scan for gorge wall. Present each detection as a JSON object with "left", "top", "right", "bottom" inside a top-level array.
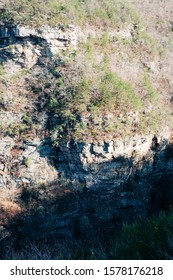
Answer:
[{"left": 0, "top": 23, "right": 173, "bottom": 241}]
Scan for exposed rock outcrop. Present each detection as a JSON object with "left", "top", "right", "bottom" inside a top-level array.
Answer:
[
  {"left": 58, "top": 128, "right": 170, "bottom": 188},
  {"left": 0, "top": 24, "right": 83, "bottom": 68},
  {"left": 0, "top": 137, "right": 57, "bottom": 188},
  {"left": 0, "top": 21, "right": 173, "bottom": 241}
]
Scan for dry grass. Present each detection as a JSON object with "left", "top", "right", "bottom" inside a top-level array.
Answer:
[{"left": 0, "top": 188, "right": 24, "bottom": 228}]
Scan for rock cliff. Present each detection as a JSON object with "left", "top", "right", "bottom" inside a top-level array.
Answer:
[{"left": 0, "top": 21, "right": 173, "bottom": 241}]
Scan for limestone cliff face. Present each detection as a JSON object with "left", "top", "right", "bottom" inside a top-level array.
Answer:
[
  {"left": 58, "top": 131, "right": 170, "bottom": 188},
  {"left": 0, "top": 137, "right": 57, "bottom": 188},
  {"left": 0, "top": 23, "right": 173, "bottom": 239},
  {"left": 0, "top": 24, "right": 80, "bottom": 187},
  {"left": 0, "top": 24, "right": 83, "bottom": 68},
  {"left": 0, "top": 24, "right": 138, "bottom": 68}
]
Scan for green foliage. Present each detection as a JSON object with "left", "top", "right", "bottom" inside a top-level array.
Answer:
[
  {"left": 0, "top": 64, "right": 4, "bottom": 76},
  {"left": 100, "top": 32, "right": 112, "bottom": 47},
  {"left": 22, "top": 114, "right": 33, "bottom": 125},
  {"left": 6, "top": 126, "right": 18, "bottom": 137},
  {"left": 143, "top": 75, "right": 158, "bottom": 99},
  {"left": 100, "top": 70, "right": 142, "bottom": 111},
  {"left": 24, "top": 157, "right": 32, "bottom": 168},
  {"left": 42, "top": 55, "right": 143, "bottom": 144},
  {"left": 138, "top": 30, "right": 163, "bottom": 56},
  {"left": 19, "top": 123, "right": 29, "bottom": 133},
  {"left": 1, "top": 0, "right": 140, "bottom": 27},
  {"left": 110, "top": 212, "right": 173, "bottom": 259}
]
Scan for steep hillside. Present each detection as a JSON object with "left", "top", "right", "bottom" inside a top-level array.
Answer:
[{"left": 1, "top": 0, "right": 173, "bottom": 259}]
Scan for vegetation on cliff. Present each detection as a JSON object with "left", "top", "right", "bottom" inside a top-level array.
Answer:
[
  {"left": 1, "top": 0, "right": 139, "bottom": 27},
  {"left": 1, "top": 204, "right": 173, "bottom": 260},
  {"left": 0, "top": 0, "right": 173, "bottom": 260},
  {"left": 0, "top": 0, "right": 172, "bottom": 144}
]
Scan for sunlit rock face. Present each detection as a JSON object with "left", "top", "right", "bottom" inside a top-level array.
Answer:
[
  {"left": 0, "top": 24, "right": 83, "bottom": 68},
  {"left": 0, "top": 137, "right": 58, "bottom": 188}
]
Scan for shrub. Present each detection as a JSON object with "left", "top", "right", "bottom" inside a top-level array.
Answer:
[
  {"left": 110, "top": 212, "right": 173, "bottom": 259},
  {"left": 40, "top": 55, "right": 143, "bottom": 144},
  {"left": 143, "top": 75, "right": 158, "bottom": 99}
]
